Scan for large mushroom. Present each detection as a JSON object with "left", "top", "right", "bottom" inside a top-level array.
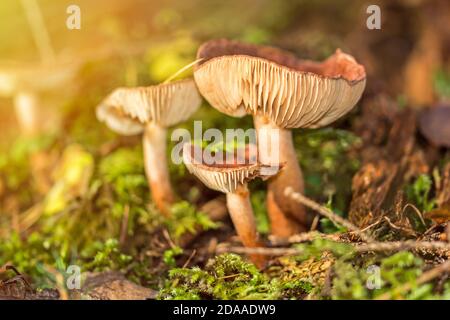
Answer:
[
  {"left": 96, "top": 79, "right": 201, "bottom": 215},
  {"left": 183, "top": 142, "right": 276, "bottom": 267},
  {"left": 194, "top": 39, "right": 366, "bottom": 237}
]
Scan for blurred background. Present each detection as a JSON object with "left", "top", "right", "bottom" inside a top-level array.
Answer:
[
  {"left": 0, "top": 0, "right": 449, "bottom": 290},
  {"left": 1, "top": 0, "right": 449, "bottom": 136}
]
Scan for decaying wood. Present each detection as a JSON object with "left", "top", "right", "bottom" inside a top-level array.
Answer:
[
  {"left": 349, "top": 105, "right": 428, "bottom": 228},
  {"left": 437, "top": 163, "right": 450, "bottom": 209},
  {"left": 0, "top": 264, "right": 58, "bottom": 300}
]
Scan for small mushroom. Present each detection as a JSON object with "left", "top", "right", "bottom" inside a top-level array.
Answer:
[
  {"left": 0, "top": 0, "right": 81, "bottom": 135},
  {"left": 194, "top": 39, "right": 366, "bottom": 236},
  {"left": 418, "top": 103, "right": 450, "bottom": 148},
  {"left": 0, "top": 61, "right": 79, "bottom": 135},
  {"left": 183, "top": 142, "right": 276, "bottom": 267},
  {"left": 96, "top": 79, "right": 201, "bottom": 215}
]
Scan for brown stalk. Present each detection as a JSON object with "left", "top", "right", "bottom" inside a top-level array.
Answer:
[
  {"left": 226, "top": 184, "right": 266, "bottom": 268},
  {"left": 254, "top": 115, "right": 308, "bottom": 235},
  {"left": 143, "top": 123, "right": 175, "bottom": 216},
  {"left": 13, "top": 91, "right": 40, "bottom": 135}
]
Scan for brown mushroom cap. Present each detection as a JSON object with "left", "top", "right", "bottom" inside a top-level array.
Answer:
[
  {"left": 419, "top": 104, "right": 450, "bottom": 148},
  {"left": 183, "top": 143, "right": 276, "bottom": 193},
  {"left": 194, "top": 39, "right": 366, "bottom": 129},
  {"left": 96, "top": 79, "right": 202, "bottom": 135}
]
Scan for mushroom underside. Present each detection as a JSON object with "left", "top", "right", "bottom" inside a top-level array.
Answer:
[
  {"left": 98, "top": 79, "right": 202, "bottom": 129},
  {"left": 183, "top": 144, "right": 267, "bottom": 194},
  {"left": 197, "top": 39, "right": 366, "bottom": 82},
  {"left": 194, "top": 41, "right": 366, "bottom": 129}
]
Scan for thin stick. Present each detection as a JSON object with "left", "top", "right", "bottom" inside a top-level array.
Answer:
[
  {"left": 217, "top": 245, "right": 300, "bottom": 256},
  {"left": 20, "top": 0, "right": 56, "bottom": 62},
  {"left": 163, "top": 58, "right": 203, "bottom": 84},
  {"left": 284, "top": 187, "right": 374, "bottom": 242},
  {"left": 403, "top": 203, "right": 426, "bottom": 226},
  {"left": 269, "top": 231, "right": 342, "bottom": 246},
  {"left": 182, "top": 249, "right": 197, "bottom": 268},
  {"left": 217, "top": 241, "right": 450, "bottom": 256},
  {"left": 355, "top": 240, "right": 450, "bottom": 253},
  {"left": 162, "top": 229, "right": 177, "bottom": 249},
  {"left": 376, "top": 259, "right": 450, "bottom": 300}
]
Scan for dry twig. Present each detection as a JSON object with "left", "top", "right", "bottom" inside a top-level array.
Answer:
[
  {"left": 284, "top": 187, "right": 374, "bottom": 242},
  {"left": 269, "top": 231, "right": 342, "bottom": 246},
  {"left": 217, "top": 241, "right": 450, "bottom": 256},
  {"left": 354, "top": 240, "right": 450, "bottom": 254}
]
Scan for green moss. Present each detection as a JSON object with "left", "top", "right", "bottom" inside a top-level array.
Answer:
[
  {"left": 295, "top": 128, "right": 361, "bottom": 215},
  {"left": 250, "top": 190, "right": 270, "bottom": 235},
  {"left": 319, "top": 195, "right": 348, "bottom": 234},
  {"left": 83, "top": 238, "right": 132, "bottom": 272},
  {"left": 294, "top": 239, "right": 354, "bottom": 261},
  {"left": 0, "top": 145, "right": 150, "bottom": 286},
  {"left": 165, "top": 201, "right": 219, "bottom": 241},
  {"left": 0, "top": 133, "right": 55, "bottom": 199},
  {"left": 159, "top": 253, "right": 311, "bottom": 300},
  {"left": 405, "top": 174, "right": 437, "bottom": 213},
  {"left": 1, "top": 3, "right": 448, "bottom": 299},
  {"left": 163, "top": 246, "right": 184, "bottom": 268},
  {"left": 332, "top": 251, "right": 449, "bottom": 300},
  {"left": 434, "top": 69, "right": 450, "bottom": 99}
]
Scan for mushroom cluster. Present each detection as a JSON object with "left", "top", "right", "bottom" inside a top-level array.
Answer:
[
  {"left": 194, "top": 39, "right": 366, "bottom": 237},
  {"left": 96, "top": 38, "right": 366, "bottom": 267}
]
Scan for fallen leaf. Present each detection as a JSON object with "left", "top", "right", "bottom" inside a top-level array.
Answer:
[{"left": 418, "top": 104, "right": 450, "bottom": 148}]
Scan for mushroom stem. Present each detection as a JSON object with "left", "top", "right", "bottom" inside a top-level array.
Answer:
[
  {"left": 254, "top": 115, "right": 308, "bottom": 235},
  {"left": 14, "top": 91, "right": 39, "bottom": 135},
  {"left": 143, "top": 122, "right": 175, "bottom": 216},
  {"left": 226, "top": 184, "right": 266, "bottom": 268}
]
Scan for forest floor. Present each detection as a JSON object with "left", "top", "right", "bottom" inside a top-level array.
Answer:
[
  {"left": 1, "top": 3, "right": 450, "bottom": 296},
  {"left": 1, "top": 88, "right": 449, "bottom": 299}
]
